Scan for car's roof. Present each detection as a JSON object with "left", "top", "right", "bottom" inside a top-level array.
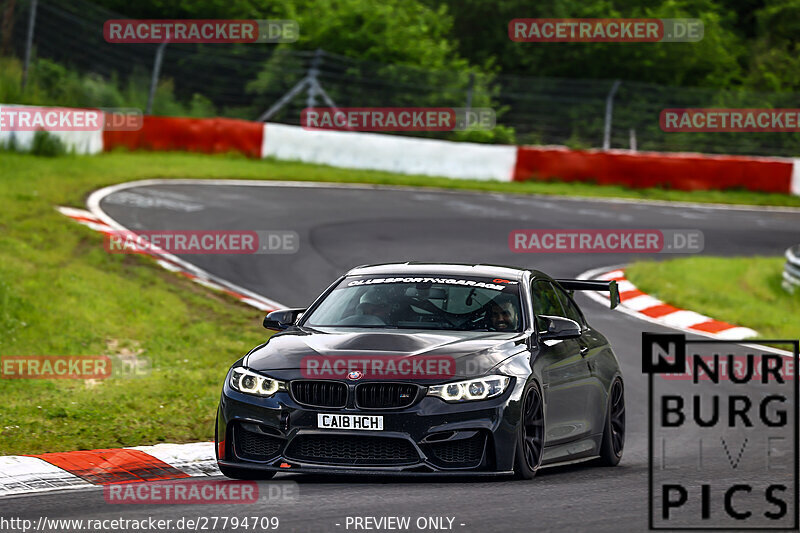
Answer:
[{"left": 346, "top": 262, "right": 550, "bottom": 281}]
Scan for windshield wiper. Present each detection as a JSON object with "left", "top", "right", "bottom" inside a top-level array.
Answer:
[
  {"left": 395, "top": 324, "right": 456, "bottom": 330},
  {"left": 311, "top": 324, "right": 399, "bottom": 329}
]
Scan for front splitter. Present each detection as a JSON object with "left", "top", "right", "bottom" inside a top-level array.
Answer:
[{"left": 218, "top": 460, "right": 513, "bottom": 478}]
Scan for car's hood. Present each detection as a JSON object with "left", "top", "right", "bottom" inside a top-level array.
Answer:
[{"left": 244, "top": 327, "right": 527, "bottom": 380}]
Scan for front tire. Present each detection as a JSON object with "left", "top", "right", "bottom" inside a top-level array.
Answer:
[
  {"left": 513, "top": 382, "right": 544, "bottom": 480},
  {"left": 597, "top": 378, "right": 625, "bottom": 466}
]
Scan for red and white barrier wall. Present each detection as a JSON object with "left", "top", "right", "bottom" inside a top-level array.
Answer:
[
  {"left": 513, "top": 145, "right": 800, "bottom": 195},
  {"left": 103, "top": 116, "right": 263, "bottom": 158},
  {"left": 106, "top": 116, "right": 800, "bottom": 195},
  {"left": 5, "top": 106, "right": 799, "bottom": 195},
  {"left": 260, "top": 123, "right": 518, "bottom": 181}
]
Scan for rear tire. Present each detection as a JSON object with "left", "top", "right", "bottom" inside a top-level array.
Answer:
[
  {"left": 513, "top": 382, "right": 544, "bottom": 480},
  {"left": 597, "top": 378, "right": 625, "bottom": 466}
]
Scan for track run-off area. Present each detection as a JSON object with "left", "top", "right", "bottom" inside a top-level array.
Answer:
[{"left": 6, "top": 180, "right": 800, "bottom": 532}]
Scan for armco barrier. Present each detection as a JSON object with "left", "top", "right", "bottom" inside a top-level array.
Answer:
[
  {"left": 783, "top": 245, "right": 800, "bottom": 294},
  {"left": 513, "top": 145, "right": 797, "bottom": 194},
  {"left": 103, "top": 116, "right": 263, "bottom": 158}
]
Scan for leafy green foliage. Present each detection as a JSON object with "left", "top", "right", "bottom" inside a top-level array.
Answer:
[
  {"left": 428, "top": 0, "right": 745, "bottom": 87},
  {"left": 30, "top": 131, "right": 67, "bottom": 157},
  {"left": 0, "top": 57, "right": 216, "bottom": 117},
  {"left": 15, "top": 0, "right": 800, "bottom": 97}
]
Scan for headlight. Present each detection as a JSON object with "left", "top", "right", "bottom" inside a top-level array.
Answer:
[
  {"left": 229, "top": 368, "right": 286, "bottom": 397},
  {"left": 427, "top": 375, "right": 510, "bottom": 402}
]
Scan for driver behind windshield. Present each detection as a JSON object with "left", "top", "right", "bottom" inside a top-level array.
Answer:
[
  {"left": 304, "top": 278, "right": 524, "bottom": 331},
  {"left": 356, "top": 290, "right": 391, "bottom": 322},
  {"left": 486, "top": 296, "right": 520, "bottom": 331}
]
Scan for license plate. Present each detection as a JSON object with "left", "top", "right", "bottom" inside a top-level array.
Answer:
[{"left": 317, "top": 413, "right": 384, "bottom": 431}]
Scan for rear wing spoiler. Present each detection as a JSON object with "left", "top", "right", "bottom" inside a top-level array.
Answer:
[{"left": 555, "top": 279, "right": 620, "bottom": 309}]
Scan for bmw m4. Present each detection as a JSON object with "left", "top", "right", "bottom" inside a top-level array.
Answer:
[{"left": 215, "top": 263, "right": 625, "bottom": 480}]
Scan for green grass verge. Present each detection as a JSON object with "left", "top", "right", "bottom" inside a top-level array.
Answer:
[
  {"left": 626, "top": 257, "right": 800, "bottom": 340},
  {"left": 1, "top": 149, "right": 799, "bottom": 455},
  {"left": 4, "top": 149, "right": 800, "bottom": 208}
]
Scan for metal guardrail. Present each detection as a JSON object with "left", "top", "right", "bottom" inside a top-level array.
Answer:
[{"left": 783, "top": 245, "right": 800, "bottom": 293}]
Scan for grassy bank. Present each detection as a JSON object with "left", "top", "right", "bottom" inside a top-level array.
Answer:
[
  {"left": 4, "top": 150, "right": 800, "bottom": 208},
  {"left": 1, "top": 150, "right": 799, "bottom": 455},
  {"left": 626, "top": 257, "right": 800, "bottom": 340}
]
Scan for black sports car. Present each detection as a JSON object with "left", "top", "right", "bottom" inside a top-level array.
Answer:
[{"left": 215, "top": 263, "right": 624, "bottom": 479}]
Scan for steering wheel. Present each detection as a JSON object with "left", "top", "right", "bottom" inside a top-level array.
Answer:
[
  {"left": 408, "top": 297, "right": 459, "bottom": 327},
  {"left": 458, "top": 305, "right": 492, "bottom": 331}
]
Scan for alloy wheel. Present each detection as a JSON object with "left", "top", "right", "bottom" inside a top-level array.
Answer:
[{"left": 522, "top": 386, "right": 545, "bottom": 471}]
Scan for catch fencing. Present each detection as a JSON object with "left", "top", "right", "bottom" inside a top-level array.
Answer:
[{"left": 5, "top": 0, "right": 800, "bottom": 156}]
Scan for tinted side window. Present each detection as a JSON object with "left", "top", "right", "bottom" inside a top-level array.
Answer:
[
  {"left": 531, "top": 281, "right": 565, "bottom": 330},
  {"left": 555, "top": 287, "right": 585, "bottom": 328}
]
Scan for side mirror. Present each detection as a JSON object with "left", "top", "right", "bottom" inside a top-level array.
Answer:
[
  {"left": 263, "top": 308, "right": 307, "bottom": 331},
  {"left": 539, "top": 315, "right": 581, "bottom": 340}
]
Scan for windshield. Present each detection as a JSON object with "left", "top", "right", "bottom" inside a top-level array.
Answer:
[{"left": 302, "top": 275, "right": 523, "bottom": 332}]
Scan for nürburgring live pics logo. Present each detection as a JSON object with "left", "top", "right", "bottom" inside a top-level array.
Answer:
[{"left": 643, "top": 333, "right": 798, "bottom": 530}]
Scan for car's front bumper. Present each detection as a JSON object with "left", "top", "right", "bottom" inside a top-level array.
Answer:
[
  {"left": 216, "top": 378, "right": 523, "bottom": 475},
  {"left": 216, "top": 459, "right": 513, "bottom": 477}
]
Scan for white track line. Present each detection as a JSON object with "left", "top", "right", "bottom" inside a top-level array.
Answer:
[
  {"left": 85, "top": 184, "right": 285, "bottom": 310},
  {"left": 87, "top": 178, "right": 800, "bottom": 212}
]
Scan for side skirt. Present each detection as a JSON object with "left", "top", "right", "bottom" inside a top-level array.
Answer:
[
  {"left": 540, "top": 434, "right": 602, "bottom": 466},
  {"left": 539, "top": 454, "right": 600, "bottom": 470}
]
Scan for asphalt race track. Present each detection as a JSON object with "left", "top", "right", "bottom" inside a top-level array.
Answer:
[{"left": 7, "top": 181, "right": 800, "bottom": 532}]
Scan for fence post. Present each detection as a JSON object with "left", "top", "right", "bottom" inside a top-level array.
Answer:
[
  {"left": 257, "top": 48, "right": 340, "bottom": 122},
  {"left": 603, "top": 80, "right": 621, "bottom": 150},
  {"left": 465, "top": 72, "right": 475, "bottom": 112},
  {"left": 21, "top": 0, "right": 37, "bottom": 90},
  {"left": 305, "top": 48, "right": 323, "bottom": 108},
  {"left": 146, "top": 42, "right": 167, "bottom": 115}
]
